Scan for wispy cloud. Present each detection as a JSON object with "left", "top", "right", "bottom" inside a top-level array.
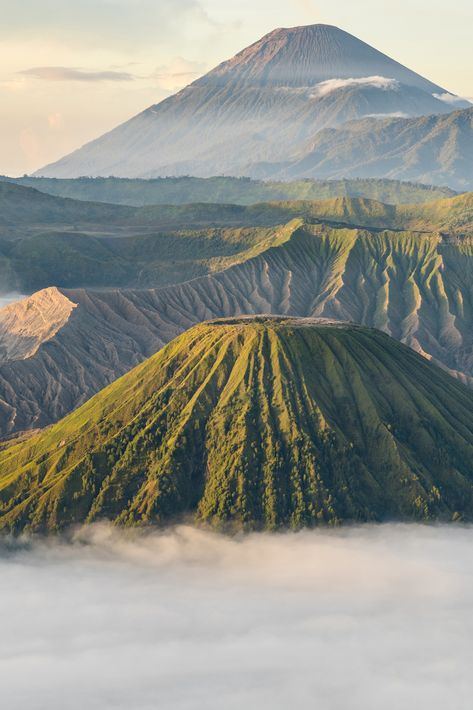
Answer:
[
  {"left": 0, "top": 292, "right": 26, "bottom": 309},
  {"left": 151, "top": 57, "right": 207, "bottom": 91},
  {"left": 20, "top": 67, "right": 135, "bottom": 82},
  {"left": 311, "top": 76, "right": 400, "bottom": 98},
  {"left": 0, "top": 1, "right": 213, "bottom": 48},
  {"left": 433, "top": 92, "right": 471, "bottom": 105},
  {"left": 365, "top": 111, "right": 410, "bottom": 119}
]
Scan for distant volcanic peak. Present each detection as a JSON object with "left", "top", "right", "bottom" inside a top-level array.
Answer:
[
  {"left": 35, "top": 23, "right": 459, "bottom": 179},
  {"left": 203, "top": 23, "right": 445, "bottom": 92}
]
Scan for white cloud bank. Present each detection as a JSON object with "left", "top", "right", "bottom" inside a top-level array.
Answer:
[{"left": 1, "top": 524, "right": 473, "bottom": 709}]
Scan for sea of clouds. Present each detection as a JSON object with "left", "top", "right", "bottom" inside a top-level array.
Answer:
[{"left": 1, "top": 524, "right": 473, "bottom": 709}]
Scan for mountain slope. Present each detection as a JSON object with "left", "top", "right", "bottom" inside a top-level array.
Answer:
[
  {"left": 272, "top": 107, "right": 473, "bottom": 190},
  {"left": 0, "top": 181, "right": 130, "bottom": 226},
  {"left": 2, "top": 176, "right": 457, "bottom": 207},
  {"left": 35, "top": 24, "right": 466, "bottom": 179},
  {"left": 1, "top": 222, "right": 473, "bottom": 438},
  {"left": 3, "top": 191, "right": 473, "bottom": 294},
  {"left": 2, "top": 317, "right": 473, "bottom": 533}
]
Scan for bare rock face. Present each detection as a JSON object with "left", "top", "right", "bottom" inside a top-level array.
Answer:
[
  {"left": 1, "top": 223, "right": 473, "bottom": 439},
  {"left": 0, "top": 288, "right": 76, "bottom": 362},
  {"left": 35, "top": 25, "right": 466, "bottom": 180}
]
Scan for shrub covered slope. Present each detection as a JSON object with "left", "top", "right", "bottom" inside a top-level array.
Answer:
[{"left": 2, "top": 317, "right": 473, "bottom": 532}]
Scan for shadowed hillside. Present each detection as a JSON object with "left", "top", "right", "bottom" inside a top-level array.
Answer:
[{"left": 271, "top": 108, "right": 473, "bottom": 190}]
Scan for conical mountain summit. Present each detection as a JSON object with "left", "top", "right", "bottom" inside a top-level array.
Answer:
[
  {"left": 36, "top": 24, "right": 468, "bottom": 179},
  {"left": 202, "top": 24, "right": 445, "bottom": 91}
]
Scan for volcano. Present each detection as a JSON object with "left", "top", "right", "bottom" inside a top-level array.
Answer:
[
  {"left": 35, "top": 25, "right": 469, "bottom": 179},
  {"left": 2, "top": 317, "right": 473, "bottom": 532}
]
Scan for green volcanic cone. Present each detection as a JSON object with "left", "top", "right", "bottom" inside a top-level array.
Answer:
[{"left": 1, "top": 316, "right": 473, "bottom": 532}]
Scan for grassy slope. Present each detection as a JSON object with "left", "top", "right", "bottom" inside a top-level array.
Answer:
[
  {"left": 0, "top": 188, "right": 473, "bottom": 292},
  {"left": 0, "top": 181, "right": 130, "bottom": 226},
  {"left": 1, "top": 317, "right": 473, "bottom": 533},
  {"left": 1, "top": 176, "right": 456, "bottom": 206},
  {"left": 0, "top": 223, "right": 298, "bottom": 291},
  {"left": 131, "top": 194, "right": 473, "bottom": 233},
  {"left": 1, "top": 183, "right": 473, "bottom": 293}
]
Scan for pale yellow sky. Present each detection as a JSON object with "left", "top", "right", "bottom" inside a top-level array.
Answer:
[{"left": 1, "top": 0, "right": 471, "bottom": 176}]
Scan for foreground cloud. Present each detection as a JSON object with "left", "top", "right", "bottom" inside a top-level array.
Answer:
[
  {"left": 20, "top": 66, "right": 135, "bottom": 82},
  {"left": 1, "top": 524, "right": 472, "bottom": 709}
]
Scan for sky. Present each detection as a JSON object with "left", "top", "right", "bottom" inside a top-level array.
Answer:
[
  {"left": 1, "top": 0, "right": 472, "bottom": 176},
  {"left": 2, "top": 524, "right": 473, "bottom": 709}
]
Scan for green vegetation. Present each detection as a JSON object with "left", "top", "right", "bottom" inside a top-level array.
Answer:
[
  {"left": 0, "top": 176, "right": 456, "bottom": 207},
  {"left": 4, "top": 222, "right": 473, "bottom": 440},
  {"left": 0, "top": 181, "right": 129, "bottom": 227},
  {"left": 2, "top": 183, "right": 473, "bottom": 292},
  {"left": 0, "top": 224, "right": 295, "bottom": 291},
  {"left": 2, "top": 317, "right": 473, "bottom": 533}
]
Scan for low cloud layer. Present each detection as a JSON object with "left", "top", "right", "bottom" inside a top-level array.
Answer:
[
  {"left": 21, "top": 67, "right": 135, "bottom": 82},
  {"left": 1, "top": 524, "right": 472, "bottom": 709}
]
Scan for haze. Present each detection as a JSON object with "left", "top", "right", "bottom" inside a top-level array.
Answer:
[
  {"left": 1, "top": 525, "right": 473, "bottom": 709},
  {"left": 1, "top": 0, "right": 472, "bottom": 175},
  {"left": 0, "top": 293, "right": 26, "bottom": 309}
]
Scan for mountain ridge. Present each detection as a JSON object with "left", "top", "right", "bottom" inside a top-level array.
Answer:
[
  {"left": 1, "top": 221, "right": 473, "bottom": 438},
  {"left": 264, "top": 107, "right": 473, "bottom": 189}
]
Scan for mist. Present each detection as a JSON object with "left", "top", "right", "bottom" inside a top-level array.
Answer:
[
  {"left": 0, "top": 292, "right": 26, "bottom": 309},
  {"left": 1, "top": 524, "right": 473, "bottom": 709}
]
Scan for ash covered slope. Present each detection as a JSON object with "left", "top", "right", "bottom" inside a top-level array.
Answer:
[
  {"left": 36, "top": 25, "right": 465, "bottom": 179},
  {"left": 1, "top": 223, "right": 473, "bottom": 438},
  {"left": 2, "top": 317, "right": 473, "bottom": 533}
]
